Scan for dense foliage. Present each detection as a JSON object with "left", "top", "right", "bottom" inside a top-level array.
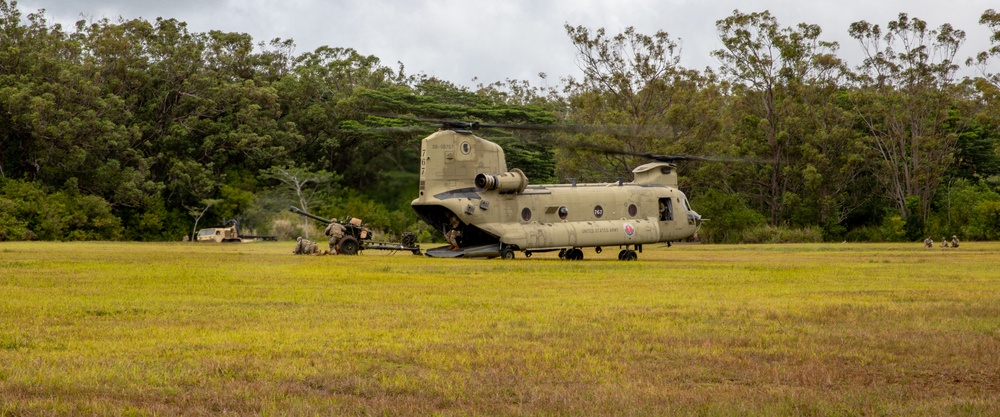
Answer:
[{"left": 1, "top": 1, "right": 999, "bottom": 242}]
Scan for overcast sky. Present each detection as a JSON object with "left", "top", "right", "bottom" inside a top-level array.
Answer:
[{"left": 15, "top": 0, "right": 999, "bottom": 87}]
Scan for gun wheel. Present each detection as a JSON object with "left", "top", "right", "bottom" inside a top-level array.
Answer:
[{"left": 338, "top": 236, "right": 360, "bottom": 255}]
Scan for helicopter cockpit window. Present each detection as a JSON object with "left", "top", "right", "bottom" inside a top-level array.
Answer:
[
  {"left": 682, "top": 198, "right": 691, "bottom": 211},
  {"left": 558, "top": 206, "right": 568, "bottom": 220},
  {"left": 521, "top": 207, "right": 532, "bottom": 222},
  {"left": 658, "top": 198, "right": 673, "bottom": 221}
]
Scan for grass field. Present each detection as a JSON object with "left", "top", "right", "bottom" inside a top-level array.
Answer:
[{"left": 1, "top": 241, "right": 999, "bottom": 416}]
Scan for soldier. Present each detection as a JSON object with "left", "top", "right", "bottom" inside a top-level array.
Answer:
[
  {"left": 293, "top": 236, "right": 318, "bottom": 255},
  {"left": 941, "top": 237, "right": 949, "bottom": 248},
  {"left": 923, "top": 237, "right": 933, "bottom": 248},
  {"left": 325, "top": 218, "right": 347, "bottom": 254},
  {"left": 445, "top": 212, "right": 462, "bottom": 251},
  {"left": 182, "top": 234, "right": 190, "bottom": 242},
  {"left": 304, "top": 239, "right": 320, "bottom": 255},
  {"left": 951, "top": 235, "right": 960, "bottom": 248}
]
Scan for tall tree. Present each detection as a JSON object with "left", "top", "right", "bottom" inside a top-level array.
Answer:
[
  {"left": 960, "top": 10, "right": 1000, "bottom": 186},
  {"left": 713, "top": 10, "right": 860, "bottom": 226},
  {"left": 561, "top": 25, "right": 721, "bottom": 182},
  {"left": 260, "top": 165, "right": 338, "bottom": 238},
  {"left": 849, "top": 13, "right": 968, "bottom": 234},
  {"left": 969, "top": 9, "right": 1000, "bottom": 89}
]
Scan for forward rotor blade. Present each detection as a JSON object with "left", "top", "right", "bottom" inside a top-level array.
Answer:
[{"left": 575, "top": 145, "right": 761, "bottom": 164}]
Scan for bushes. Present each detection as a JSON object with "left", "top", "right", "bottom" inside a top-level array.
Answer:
[
  {"left": 970, "top": 200, "right": 1000, "bottom": 240},
  {"left": 927, "top": 179, "right": 1000, "bottom": 240},
  {"left": 843, "top": 215, "right": 907, "bottom": 242},
  {"left": 695, "top": 189, "right": 767, "bottom": 243},
  {"left": 0, "top": 179, "right": 122, "bottom": 241},
  {"left": 738, "top": 224, "right": 824, "bottom": 244}
]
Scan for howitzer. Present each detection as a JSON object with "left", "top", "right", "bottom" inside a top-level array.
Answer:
[
  {"left": 287, "top": 206, "right": 421, "bottom": 256},
  {"left": 289, "top": 206, "right": 332, "bottom": 224}
]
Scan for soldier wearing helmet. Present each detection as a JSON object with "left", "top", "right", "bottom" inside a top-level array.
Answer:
[
  {"left": 293, "top": 236, "right": 319, "bottom": 255},
  {"left": 325, "top": 218, "right": 347, "bottom": 254}
]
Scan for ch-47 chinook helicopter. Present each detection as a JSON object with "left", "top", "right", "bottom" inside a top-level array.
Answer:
[{"left": 410, "top": 121, "right": 704, "bottom": 261}]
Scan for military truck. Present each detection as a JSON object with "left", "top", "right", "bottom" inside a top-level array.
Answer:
[{"left": 196, "top": 219, "right": 277, "bottom": 243}]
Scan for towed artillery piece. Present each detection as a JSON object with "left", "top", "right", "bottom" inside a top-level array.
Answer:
[{"left": 288, "top": 206, "right": 421, "bottom": 255}]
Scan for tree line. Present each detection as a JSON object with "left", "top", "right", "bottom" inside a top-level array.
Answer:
[{"left": 1, "top": 0, "right": 999, "bottom": 243}]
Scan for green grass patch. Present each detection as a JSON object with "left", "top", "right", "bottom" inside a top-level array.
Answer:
[{"left": 1, "top": 241, "right": 999, "bottom": 415}]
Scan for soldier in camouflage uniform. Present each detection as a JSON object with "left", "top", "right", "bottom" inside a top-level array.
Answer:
[
  {"left": 941, "top": 237, "right": 949, "bottom": 248},
  {"left": 445, "top": 212, "right": 462, "bottom": 251},
  {"left": 923, "top": 237, "right": 933, "bottom": 248},
  {"left": 951, "top": 235, "right": 960, "bottom": 248},
  {"left": 325, "top": 218, "right": 347, "bottom": 254},
  {"left": 293, "top": 236, "right": 320, "bottom": 255},
  {"left": 305, "top": 240, "right": 320, "bottom": 254}
]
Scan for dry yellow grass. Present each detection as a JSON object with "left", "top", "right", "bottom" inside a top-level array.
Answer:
[{"left": 1, "top": 241, "right": 998, "bottom": 415}]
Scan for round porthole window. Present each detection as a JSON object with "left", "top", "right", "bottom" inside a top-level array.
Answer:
[
  {"left": 594, "top": 205, "right": 604, "bottom": 218},
  {"left": 558, "top": 206, "right": 568, "bottom": 220},
  {"left": 521, "top": 207, "right": 532, "bottom": 221},
  {"left": 628, "top": 204, "right": 638, "bottom": 217}
]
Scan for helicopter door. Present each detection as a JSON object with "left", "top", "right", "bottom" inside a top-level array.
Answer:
[{"left": 658, "top": 198, "right": 673, "bottom": 222}]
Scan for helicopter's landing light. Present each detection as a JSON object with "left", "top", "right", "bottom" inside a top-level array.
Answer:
[{"left": 425, "top": 244, "right": 501, "bottom": 258}]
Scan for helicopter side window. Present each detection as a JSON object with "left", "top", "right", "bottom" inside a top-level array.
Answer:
[{"left": 658, "top": 198, "right": 673, "bottom": 221}]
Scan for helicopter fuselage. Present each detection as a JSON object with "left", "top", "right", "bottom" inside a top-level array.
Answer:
[{"left": 411, "top": 129, "right": 702, "bottom": 259}]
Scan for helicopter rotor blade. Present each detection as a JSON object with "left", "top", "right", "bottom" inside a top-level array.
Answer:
[
  {"left": 572, "top": 144, "right": 761, "bottom": 164},
  {"left": 365, "top": 114, "right": 761, "bottom": 163},
  {"left": 367, "top": 114, "right": 566, "bottom": 132}
]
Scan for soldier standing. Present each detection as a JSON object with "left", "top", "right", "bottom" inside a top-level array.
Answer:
[
  {"left": 325, "top": 218, "right": 347, "bottom": 255},
  {"left": 951, "top": 235, "right": 960, "bottom": 248},
  {"left": 445, "top": 212, "right": 462, "bottom": 251}
]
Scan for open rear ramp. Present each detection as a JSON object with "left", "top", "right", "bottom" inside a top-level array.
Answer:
[{"left": 424, "top": 244, "right": 501, "bottom": 258}]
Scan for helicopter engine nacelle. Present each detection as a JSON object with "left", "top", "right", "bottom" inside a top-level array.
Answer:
[{"left": 475, "top": 168, "right": 528, "bottom": 194}]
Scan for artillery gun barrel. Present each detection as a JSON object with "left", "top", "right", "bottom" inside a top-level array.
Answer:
[{"left": 288, "top": 206, "right": 332, "bottom": 224}]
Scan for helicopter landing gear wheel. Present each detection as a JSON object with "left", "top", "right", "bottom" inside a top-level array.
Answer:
[
  {"left": 558, "top": 249, "right": 566, "bottom": 259},
  {"left": 618, "top": 249, "right": 637, "bottom": 261},
  {"left": 595, "top": 246, "right": 602, "bottom": 254},
  {"left": 563, "top": 248, "right": 583, "bottom": 261},
  {"left": 338, "top": 236, "right": 360, "bottom": 255},
  {"left": 500, "top": 247, "right": 515, "bottom": 260},
  {"left": 525, "top": 251, "right": 532, "bottom": 258}
]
